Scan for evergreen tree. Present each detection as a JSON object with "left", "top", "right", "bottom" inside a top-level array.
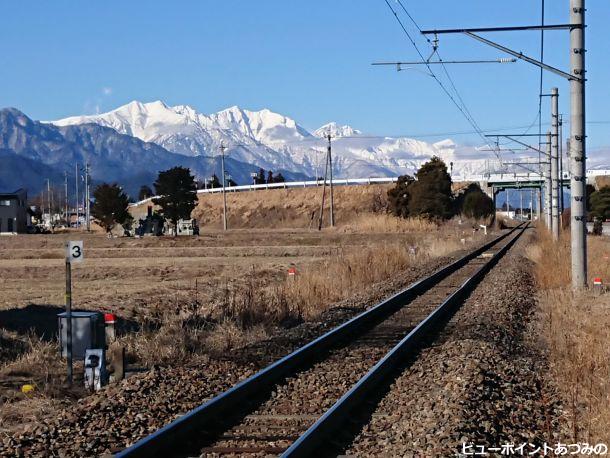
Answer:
[
  {"left": 256, "top": 168, "right": 266, "bottom": 184},
  {"left": 387, "top": 175, "right": 415, "bottom": 218},
  {"left": 460, "top": 184, "right": 495, "bottom": 219},
  {"left": 267, "top": 170, "right": 274, "bottom": 184},
  {"left": 274, "top": 172, "right": 286, "bottom": 183},
  {"left": 138, "top": 185, "right": 154, "bottom": 201},
  {"left": 91, "top": 183, "right": 131, "bottom": 233},
  {"left": 585, "top": 184, "right": 596, "bottom": 212},
  {"left": 153, "top": 167, "right": 198, "bottom": 235},
  {"left": 590, "top": 186, "right": 610, "bottom": 220},
  {"left": 408, "top": 157, "right": 453, "bottom": 220}
]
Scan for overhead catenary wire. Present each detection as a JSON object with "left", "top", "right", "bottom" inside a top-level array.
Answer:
[
  {"left": 382, "top": 0, "right": 495, "bottom": 156},
  {"left": 394, "top": 0, "right": 492, "bottom": 152},
  {"left": 393, "top": 0, "right": 551, "bottom": 169}
]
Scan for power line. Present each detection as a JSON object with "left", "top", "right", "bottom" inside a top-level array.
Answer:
[
  {"left": 395, "top": 0, "right": 486, "bottom": 142},
  {"left": 394, "top": 0, "right": 489, "bottom": 146},
  {"left": 382, "top": 0, "right": 493, "bottom": 153},
  {"left": 537, "top": 0, "right": 545, "bottom": 171}
]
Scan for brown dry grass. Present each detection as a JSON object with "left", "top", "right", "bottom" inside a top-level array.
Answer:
[
  {"left": 125, "top": 231, "right": 468, "bottom": 362},
  {"left": 528, "top": 228, "right": 610, "bottom": 443},
  {"left": 339, "top": 214, "right": 438, "bottom": 233},
  {"left": 0, "top": 182, "right": 488, "bottom": 432},
  {"left": 134, "top": 184, "right": 395, "bottom": 230}
]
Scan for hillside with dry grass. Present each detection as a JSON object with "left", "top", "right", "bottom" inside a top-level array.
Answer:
[
  {"left": 131, "top": 184, "right": 393, "bottom": 230},
  {"left": 131, "top": 181, "right": 482, "bottom": 231}
]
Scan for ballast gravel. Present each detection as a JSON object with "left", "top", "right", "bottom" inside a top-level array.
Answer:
[{"left": 346, "top": 229, "right": 561, "bottom": 457}]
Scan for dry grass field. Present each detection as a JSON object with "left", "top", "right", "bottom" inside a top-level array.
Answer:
[
  {"left": 0, "top": 185, "right": 492, "bottom": 434},
  {"left": 528, "top": 230, "right": 610, "bottom": 444}
]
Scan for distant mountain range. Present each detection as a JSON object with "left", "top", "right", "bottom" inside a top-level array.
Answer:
[
  {"left": 0, "top": 107, "right": 307, "bottom": 197},
  {"left": 51, "top": 101, "right": 502, "bottom": 182},
  {"left": 1, "top": 100, "right": 608, "bottom": 197}
]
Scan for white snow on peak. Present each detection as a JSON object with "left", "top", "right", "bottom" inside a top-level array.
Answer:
[
  {"left": 49, "top": 100, "right": 515, "bottom": 178},
  {"left": 314, "top": 122, "right": 362, "bottom": 138}
]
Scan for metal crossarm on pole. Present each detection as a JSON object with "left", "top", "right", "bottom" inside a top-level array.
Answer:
[
  {"left": 420, "top": 24, "right": 577, "bottom": 34},
  {"left": 371, "top": 59, "right": 516, "bottom": 66},
  {"left": 485, "top": 134, "right": 549, "bottom": 156},
  {"left": 464, "top": 33, "right": 578, "bottom": 81}
]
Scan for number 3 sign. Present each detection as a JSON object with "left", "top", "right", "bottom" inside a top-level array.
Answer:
[{"left": 66, "top": 241, "right": 84, "bottom": 263}]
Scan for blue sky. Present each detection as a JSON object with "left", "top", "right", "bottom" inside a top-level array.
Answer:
[{"left": 1, "top": 1, "right": 609, "bottom": 148}]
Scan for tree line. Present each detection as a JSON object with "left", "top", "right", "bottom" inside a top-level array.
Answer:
[
  {"left": 387, "top": 156, "right": 494, "bottom": 221},
  {"left": 92, "top": 166, "right": 197, "bottom": 234}
]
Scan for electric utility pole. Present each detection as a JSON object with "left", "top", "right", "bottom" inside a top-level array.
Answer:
[
  {"left": 420, "top": 0, "right": 588, "bottom": 288},
  {"left": 317, "top": 140, "right": 330, "bottom": 231},
  {"left": 551, "top": 88, "right": 560, "bottom": 240},
  {"left": 559, "top": 114, "right": 565, "bottom": 216},
  {"left": 545, "top": 132, "right": 552, "bottom": 229},
  {"left": 47, "top": 178, "right": 51, "bottom": 227},
  {"left": 64, "top": 172, "right": 68, "bottom": 227},
  {"left": 570, "top": 0, "right": 587, "bottom": 288},
  {"left": 75, "top": 164, "right": 79, "bottom": 230},
  {"left": 327, "top": 133, "right": 335, "bottom": 227},
  {"left": 220, "top": 143, "right": 228, "bottom": 231},
  {"left": 85, "top": 163, "right": 91, "bottom": 232},
  {"left": 519, "top": 188, "right": 524, "bottom": 221}
]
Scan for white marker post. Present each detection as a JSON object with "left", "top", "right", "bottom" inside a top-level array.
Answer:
[{"left": 65, "top": 241, "right": 83, "bottom": 385}]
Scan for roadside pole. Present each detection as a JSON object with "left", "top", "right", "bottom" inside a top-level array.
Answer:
[
  {"left": 220, "top": 144, "right": 228, "bottom": 231},
  {"left": 317, "top": 143, "right": 330, "bottom": 231},
  {"left": 551, "top": 88, "right": 560, "bottom": 240},
  {"left": 545, "top": 132, "right": 552, "bottom": 229},
  {"left": 65, "top": 240, "right": 83, "bottom": 385},
  {"left": 570, "top": 0, "right": 587, "bottom": 289},
  {"left": 327, "top": 133, "right": 335, "bottom": 227}
]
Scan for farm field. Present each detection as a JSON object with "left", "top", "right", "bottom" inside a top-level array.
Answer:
[{"left": 0, "top": 191, "right": 492, "bottom": 442}]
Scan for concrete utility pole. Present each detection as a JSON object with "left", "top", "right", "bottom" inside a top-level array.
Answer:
[
  {"left": 64, "top": 172, "right": 68, "bottom": 227},
  {"left": 220, "top": 143, "right": 228, "bottom": 231},
  {"left": 537, "top": 188, "right": 542, "bottom": 222},
  {"left": 519, "top": 188, "right": 524, "bottom": 221},
  {"left": 419, "top": 1, "right": 588, "bottom": 289},
  {"left": 544, "top": 132, "right": 552, "bottom": 229},
  {"left": 85, "top": 163, "right": 91, "bottom": 232},
  {"left": 75, "top": 164, "right": 79, "bottom": 230},
  {"left": 47, "top": 178, "right": 51, "bottom": 226},
  {"left": 327, "top": 133, "right": 335, "bottom": 227},
  {"left": 317, "top": 141, "right": 330, "bottom": 231},
  {"left": 559, "top": 114, "right": 565, "bottom": 215},
  {"left": 551, "top": 88, "right": 560, "bottom": 240},
  {"left": 570, "top": 0, "right": 587, "bottom": 289}
]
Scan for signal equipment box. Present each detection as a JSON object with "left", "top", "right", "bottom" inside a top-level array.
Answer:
[{"left": 57, "top": 311, "right": 105, "bottom": 359}]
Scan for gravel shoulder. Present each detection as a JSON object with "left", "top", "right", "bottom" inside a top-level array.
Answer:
[{"left": 346, "top": 228, "right": 561, "bottom": 457}]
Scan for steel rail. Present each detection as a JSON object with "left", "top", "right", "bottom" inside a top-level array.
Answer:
[
  {"left": 282, "top": 223, "right": 528, "bottom": 457},
  {"left": 116, "top": 224, "right": 523, "bottom": 458}
]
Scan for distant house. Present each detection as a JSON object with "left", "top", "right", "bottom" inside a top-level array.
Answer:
[{"left": 0, "top": 189, "right": 29, "bottom": 234}]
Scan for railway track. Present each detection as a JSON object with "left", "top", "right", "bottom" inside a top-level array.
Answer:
[{"left": 117, "top": 223, "right": 527, "bottom": 458}]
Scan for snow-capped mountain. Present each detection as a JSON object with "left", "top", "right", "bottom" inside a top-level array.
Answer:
[
  {"left": 314, "top": 122, "right": 362, "bottom": 138},
  {"left": 50, "top": 100, "right": 499, "bottom": 179}
]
